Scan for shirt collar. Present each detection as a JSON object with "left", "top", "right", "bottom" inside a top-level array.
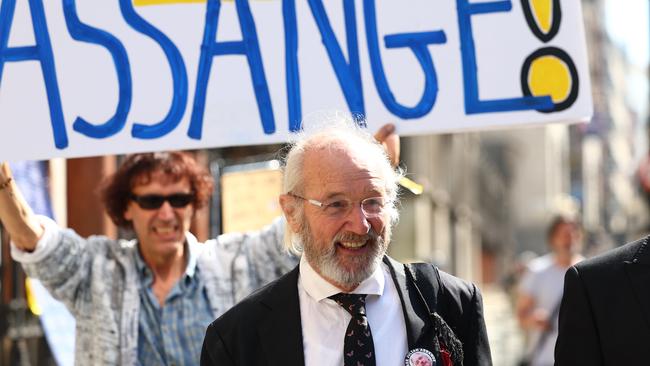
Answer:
[
  {"left": 134, "top": 232, "right": 201, "bottom": 284},
  {"left": 299, "top": 254, "right": 385, "bottom": 302},
  {"left": 184, "top": 232, "right": 200, "bottom": 278}
]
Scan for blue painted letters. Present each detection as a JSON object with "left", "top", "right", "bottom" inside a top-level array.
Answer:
[
  {"left": 0, "top": 1, "right": 576, "bottom": 153},
  {"left": 306, "top": 0, "right": 364, "bottom": 118},
  {"left": 0, "top": 0, "right": 67, "bottom": 149},
  {"left": 364, "top": 0, "right": 446, "bottom": 118},
  {"left": 189, "top": 0, "right": 275, "bottom": 139},
  {"left": 282, "top": 0, "right": 301, "bottom": 131},
  {"left": 63, "top": 0, "right": 132, "bottom": 138},
  {"left": 456, "top": 0, "right": 553, "bottom": 113},
  {"left": 120, "top": 0, "right": 188, "bottom": 139}
]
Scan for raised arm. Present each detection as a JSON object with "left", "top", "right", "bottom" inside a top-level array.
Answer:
[
  {"left": 374, "top": 123, "right": 399, "bottom": 167},
  {"left": 0, "top": 162, "right": 43, "bottom": 251}
]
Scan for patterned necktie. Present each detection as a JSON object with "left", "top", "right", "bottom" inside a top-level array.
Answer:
[{"left": 329, "top": 293, "right": 376, "bottom": 366}]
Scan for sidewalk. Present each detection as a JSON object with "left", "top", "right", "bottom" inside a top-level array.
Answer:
[{"left": 482, "top": 285, "right": 526, "bottom": 366}]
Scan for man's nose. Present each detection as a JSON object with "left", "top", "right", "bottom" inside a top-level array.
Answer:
[
  {"left": 156, "top": 201, "right": 175, "bottom": 219},
  {"left": 345, "top": 205, "right": 371, "bottom": 235}
]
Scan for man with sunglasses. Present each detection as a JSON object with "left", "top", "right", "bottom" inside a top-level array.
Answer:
[
  {"left": 0, "top": 151, "right": 299, "bottom": 365},
  {"left": 0, "top": 123, "right": 400, "bottom": 365},
  {"left": 201, "top": 119, "right": 492, "bottom": 366}
]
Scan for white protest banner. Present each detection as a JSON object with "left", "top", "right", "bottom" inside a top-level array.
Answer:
[{"left": 0, "top": 0, "right": 592, "bottom": 161}]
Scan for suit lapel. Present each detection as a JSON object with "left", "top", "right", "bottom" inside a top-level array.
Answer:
[
  {"left": 384, "top": 257, "right": 433, "bottom": 349},
  {"left": 257, "top": 266, "right": 305, "bottom": 366},
  {"left": 624, "top": 237, "right": 650, "bottom": 330},
  {"left": 255, "top": 259, "right": 436, "bottom": 364}
]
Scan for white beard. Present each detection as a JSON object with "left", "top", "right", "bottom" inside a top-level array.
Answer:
[{"left": 299, "top": 222, "right": 391, "bottom": 288}]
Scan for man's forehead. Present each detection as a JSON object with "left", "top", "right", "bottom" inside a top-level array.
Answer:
[
  {"left": 131, "top": 171, "right": 188, "bottom": 189},
  {"left": 301, "top": 144, "right": 387, "bottom": 196},
  {"left": 303, "top": 179, "right": 387, "bottom": 201}
]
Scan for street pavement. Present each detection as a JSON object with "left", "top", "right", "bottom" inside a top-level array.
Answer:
[{"left": 482, "top": 285, "right": 526, "bottom": 366}]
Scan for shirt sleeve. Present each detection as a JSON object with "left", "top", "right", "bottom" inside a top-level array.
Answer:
[
  {"left": 243, "top": 216, "right": 298, "bottom": 282},
  {"left": 519, "top": 267, "right": 537, "bottom": 296},
  {"left": 10, "top": 215, "right": 61, "bottom": 264},
  {"left": 10, "top": 215, "right": 104, "bottom": 315},
  {"left": 464, "top": 283, "right": 494, "bottom": 366},
  {"left": 212, "top": 216, "right": 298, "bottom": 302}
]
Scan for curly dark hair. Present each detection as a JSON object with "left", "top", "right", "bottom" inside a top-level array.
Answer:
[{"left": 101, "top": 151, "right": 214, "bottom": 229}]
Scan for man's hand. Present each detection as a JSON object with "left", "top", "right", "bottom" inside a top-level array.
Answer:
[
  {"left": 373, "top": 123, "right": 423, "bottom": 195},
  {"left": 374, "top": 123, "right": 400, "bottom": 167},
  {"left": 0, "top": 162, "right": 10, "bottom": 184},
  {"left": 530, "top": 308, "right": 552, "bottom": 331},
  {"left": 0, "top": 161, "right": 43, "bottom": 251}
]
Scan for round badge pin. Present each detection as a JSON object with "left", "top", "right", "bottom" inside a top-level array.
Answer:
[{"left": 404, "top": 348, "right": 436, "bottom": 366}]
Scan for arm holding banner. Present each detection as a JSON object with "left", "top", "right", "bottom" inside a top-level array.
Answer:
[
  {"left": 0, "top": 162, "right": 112, "bottom": 322},
  {"left": 374, "top": 123, "right": 399, "bottom": 167},
  {"left": 0, "top": 162, "right": 44, "bottom": 251}
]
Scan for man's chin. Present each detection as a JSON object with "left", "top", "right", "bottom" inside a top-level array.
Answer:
[
  {"left": 324, "top": 254, "right": 382, "bottom": 287},
  {"left": 144, "top": 238, "right": 185, "bottom": 253}
]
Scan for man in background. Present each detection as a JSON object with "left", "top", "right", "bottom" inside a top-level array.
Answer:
[
  {"left": 1, "top": 151, "right": 297, "bottom": 365},
  {"left": 516, "top": 214, "right": 583, "bottom": 366}
]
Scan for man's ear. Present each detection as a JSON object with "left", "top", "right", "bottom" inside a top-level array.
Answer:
[
  {"left": 279, "top": 194, "right": 300, "bottom": 233},
  {"left": 123, "top": 204, "right": 133, "bottom": 221}
]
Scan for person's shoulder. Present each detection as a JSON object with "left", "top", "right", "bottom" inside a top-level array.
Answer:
[
  {"left": 434, "top": 270, "right": 485, "bottom": 325},
  {"left": 396, "top": 258, "right": 478, "bottom": 298},
  {"left": 575, "top": 236, "right": 648, "bottom": 271},
  {"left": 526, "top": 253, "right": 555, "bottom": 273},
  {"left": 207, "top": 281, "right": 271, "bottom": 339},
  {"left": 437, "top": 269, "right": 480, "bottom": 304},
  {"left": 437, "top": 269, "right": 474, "bottom": 291},
  {"left": 562, "top": 237, "right": 649, "bottom": 296},
  {"left": 81, "top": 233, "right": 131, "bottom": 254},
  {"left": 209, "top": 266, "right": 297, "bottom": 331}
]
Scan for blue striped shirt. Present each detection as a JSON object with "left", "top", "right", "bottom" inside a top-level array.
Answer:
[{"left": 135, "top": 241, "right": 214, "bottom": 366}]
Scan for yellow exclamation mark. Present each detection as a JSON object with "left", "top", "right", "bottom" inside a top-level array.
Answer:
[
  {"left": 521, "top": 0, "right": 561, "bottom": 42},
  {"left": 531, "top": 0, "right": 553, "bottom": 34},
  {"left": 520, "top": 0, "right": 578, "bottom": 112}
]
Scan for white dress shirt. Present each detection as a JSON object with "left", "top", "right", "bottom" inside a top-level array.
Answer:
[{"left": 298, "top": 255, "right": 409, "bottom": 366}]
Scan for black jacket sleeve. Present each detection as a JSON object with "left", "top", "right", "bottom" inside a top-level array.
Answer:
[
  {"left": 201, "top": 322, "right": 235, "bottom": 366},
  {"left": 438, "top": 271, "right": 493, "bottom": 366},
  {"left": 465, "top": 284, "right": 492, "bottom": 366},
  {"left": 554, "top": 266, "right": 603, "bottom": 366}
]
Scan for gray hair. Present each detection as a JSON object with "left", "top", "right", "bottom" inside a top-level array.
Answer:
[{"left": 281, "top": 112, "right": 403, "bottom": 254}]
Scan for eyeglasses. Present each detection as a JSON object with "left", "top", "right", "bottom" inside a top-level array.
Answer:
[
  {"left": 129, "top": 193, "right": 194, "bottom": 210},
  {"left": 288, "top": 192, "right": 387, "bottom": 218}
]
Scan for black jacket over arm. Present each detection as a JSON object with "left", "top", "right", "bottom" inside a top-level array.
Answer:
[
  {"left": 555, "top": 236, "right": 650, "bottom": 366},
  {"left": 201, "top": 256, "right": 492, "bottom": 366}
]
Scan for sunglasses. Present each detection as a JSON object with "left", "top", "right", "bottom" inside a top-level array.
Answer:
[{"left": 129, "top": 193, "right": 195, "bottom": 210}]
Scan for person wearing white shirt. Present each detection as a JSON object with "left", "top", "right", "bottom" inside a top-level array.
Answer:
[
  {"left": 298, "top": 255, "right": 408, "bottom": 366},
  {"left": 201, "top": 116, "right": 492, "bottom": 366}
]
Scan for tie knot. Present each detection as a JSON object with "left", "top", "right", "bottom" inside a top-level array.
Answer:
[{"left": 329, "top": 293, "right": 368, "bottom": 316}]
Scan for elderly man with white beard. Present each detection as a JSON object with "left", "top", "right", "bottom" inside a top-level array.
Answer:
[{"left": 201, "top": 117, "right": 493, "bottom": 366}]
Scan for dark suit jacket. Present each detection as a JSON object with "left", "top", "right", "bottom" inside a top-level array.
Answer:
[
  {"left": 555, "top": 236, "right": 650, "bottom": 365},
  {"left": 201, "top": 256, "right": 492, "bottom": 365}
]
